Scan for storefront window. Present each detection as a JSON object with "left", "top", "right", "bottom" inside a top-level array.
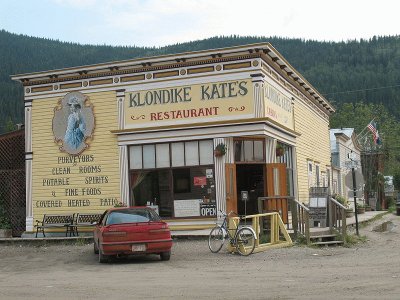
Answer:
[
  {"left": 185, "top": 141, "right": 198, "bottom": 166},
  {"left": 130, "top": 146, "right": 142, "bottom": 169},
  {"left": 173, "top": 169, "right": 191, "bottom": 193},
  {"left": 199, "top": 140, "right": 213, "bottom": 165},
  {"left": 143, "top": 144, "right": 155, "bottom": 169},
  {"left": 156, "top": 143, "right": 170, "bottom": 168},
  {"left": 171, "top": 142, "right": 185, "bottom": 167},
  {"left": 129, "top": 140, "right": 215, "bottom": 218}
]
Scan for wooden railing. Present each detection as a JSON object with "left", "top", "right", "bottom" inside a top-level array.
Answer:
[
  {"left": 329, "top": 197, "right": 347, "bottom": 239},
  {"left": 258, "top": 196, "right": 310, "bottom": 245},
  {"left": 291, "top": 199, "right": 310, "bottom": 245},
  {"left": 257, "top": 196, "right": 293, "bottom": 226},
  {"left": 257, "top": 196, "right": 347, "bottom": 245}
]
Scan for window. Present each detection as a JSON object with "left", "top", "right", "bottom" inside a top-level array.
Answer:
[
  {"left": 315, "top": 165, "right": 320, "bottom": 187},
  {"left": 156, "top": 144, "right": 170, "bottom": 168},
  {"left": 199, "top": 140, "right": 213, "bottom": 165},
  {"left": 143, "top": 144, "right": 155, "bottom": 168},
  {"left": 234, "top": 139, "right": 264, "bottom": 162},
  {"left": 173, "top": 169, "right": 191, "bottom": 193},
  {"left": 308, "top": 161, "right": 313, "bottom": 188},
  {"left": 171, "top": 142, "right": 185, "bottom": 167},
  {"left": 130, "top": 140, "right": 215, "bottom": 218},
  {"left": 185, "top": 141, "right": 199, "bottom": 166},
  {"left": 130, "top": 146, "right": 142, "bottom": 169},
  {"left": 130, "top": 140, "right": 213, "bottom": 170}
]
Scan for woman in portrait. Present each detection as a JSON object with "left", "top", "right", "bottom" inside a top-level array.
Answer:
[{"left": 64, "top": 96, "right": 86, "bottom": 150}]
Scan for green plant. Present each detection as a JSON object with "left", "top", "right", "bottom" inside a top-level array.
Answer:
[
  {"left": 386, "top": 196, "right": 395, "bottom": 208},
  {"left": 259, "top": 234, "right": 270, "bottom": 244},
  {"left": 0, "top": 202, "right": 11, "bottom": 230},
  {"left": 334, "top": 194, "right": 347, "bottom": 206},
  {"left": 343, "top": 233, "right": 368, "bottom": 247},
  {"left": 276, "top": 143, "right": 285, "bottom": 156},
  {"left": 214, "top": 143, "right": 227, "bottom": 156}
]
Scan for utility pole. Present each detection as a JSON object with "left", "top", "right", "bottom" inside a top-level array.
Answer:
[
  {"left": 352, "top": 165, "right": 359, "bottom": 236},
  {"left": 348, "top": 151, "right": 359, "bottom": 236}
]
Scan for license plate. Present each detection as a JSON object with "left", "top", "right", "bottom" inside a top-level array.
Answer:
[{"left": 132, "top": 244, "right": 146, "bottom": 252}]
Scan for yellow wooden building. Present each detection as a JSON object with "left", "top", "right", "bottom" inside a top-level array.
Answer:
[{"left": 12, "top": 43, "right": 334, "bottom": 234}]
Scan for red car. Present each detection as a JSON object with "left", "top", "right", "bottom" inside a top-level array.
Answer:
[{"left": 93, "top": 207, "right": 173, "bottom": 263}]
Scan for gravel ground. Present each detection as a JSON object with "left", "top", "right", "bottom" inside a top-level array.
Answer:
[{"left": 0, "top": 213, "right": 400, "bottom": 300}]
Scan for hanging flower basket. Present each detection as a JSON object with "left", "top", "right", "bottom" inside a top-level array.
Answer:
[
  {"left": 214, "top": 143, "right": 227, "bottom": 157},
  {"left": 276, "top": 144, "right": 285, "bottom": 157}
]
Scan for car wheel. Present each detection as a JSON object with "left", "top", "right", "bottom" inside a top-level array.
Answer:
[
  {"left": 98, "top": 249, "right": 109, "bottom": 263},
  {"left": 160, "top": 251, "right": 171, "bottom": 261},
  {"left": 93, "top": 241, "right": 99, "bottom": 254}
]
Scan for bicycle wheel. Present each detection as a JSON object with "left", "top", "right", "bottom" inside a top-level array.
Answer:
[
  {"left": 236, "top": 227, "right": 256, "bottom": 256},
  {"left": 208, "top": 226, "right": 225, "bottom": 253}
]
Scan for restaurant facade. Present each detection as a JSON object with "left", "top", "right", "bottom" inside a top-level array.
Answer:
[{"left": 13, "top": 43, "right": 334, "bottom": 234}]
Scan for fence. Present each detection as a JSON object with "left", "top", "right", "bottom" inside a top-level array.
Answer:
[{"left": 0, "top": 129, "right": 25, "bottom": 236}]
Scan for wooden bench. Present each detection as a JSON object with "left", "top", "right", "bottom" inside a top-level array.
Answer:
[
  {"left": 35, "top": 214, "right": 74, "bottom": 237},
  {"left": 69, "top": 213, "right": 103, "bottom": 236}
]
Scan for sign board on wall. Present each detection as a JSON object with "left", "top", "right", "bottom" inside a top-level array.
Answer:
[
  {"left": 264, "top": 82, "right": 294, "bottom": 130},
  {"left": 31, "top": 91, "right": 121, "bottom": 219},
  {"left": 174, "top": 199, "right": 201, "bottom": 217},
  {"left": 125, "top": 79, "right": 254, "bottom": 128}
]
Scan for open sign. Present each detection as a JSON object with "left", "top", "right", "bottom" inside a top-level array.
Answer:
[{"left": 200, "top": 204, "right": 216, "bottom": 216}]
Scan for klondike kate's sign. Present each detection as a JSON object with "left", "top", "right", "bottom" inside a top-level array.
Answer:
[{"left": 125, "top": 79, "right": 254, "bottom": 127}]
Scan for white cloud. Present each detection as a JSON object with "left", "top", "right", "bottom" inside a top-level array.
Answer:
[{"left": 5, "top": 0, "right": 400, "bottom": 46}]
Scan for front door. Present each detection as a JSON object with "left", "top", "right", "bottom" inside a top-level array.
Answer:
[
  {"left": 265, "top": 163, "right": 288, "bottom": 223},
  {"left": 236, "top": 164, "right": 265, "bottom": 216}
]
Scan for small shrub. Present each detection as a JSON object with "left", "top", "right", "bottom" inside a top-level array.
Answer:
[
  {"left": 334, "top": 194, "right": 347, "bottom": 206},
  {"left": 0, "top": 204, "right": 12, "bottom": 230},
  {"left": 343, "top": 234, "right": 367, "bottom": 247}
]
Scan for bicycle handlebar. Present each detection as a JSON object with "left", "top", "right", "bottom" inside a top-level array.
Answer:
[{"left": 218, "top": 210, "right": 242, "bottom": 218}]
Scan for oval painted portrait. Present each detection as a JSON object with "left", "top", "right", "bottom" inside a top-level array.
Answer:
[{"left": 52, "top": 92, "right": 95, "bottom": 155}]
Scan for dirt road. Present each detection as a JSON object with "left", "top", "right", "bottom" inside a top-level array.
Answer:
[{"left": 1, "top": 213, "right": 400, "bottom": 300}]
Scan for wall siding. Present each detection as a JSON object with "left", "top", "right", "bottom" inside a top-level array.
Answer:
[
  {"left": 294, "top": 99, "right": 331, "bottom": 203},
  {"left": 31, "top": 91, "right": 121, "bottom": 225}
]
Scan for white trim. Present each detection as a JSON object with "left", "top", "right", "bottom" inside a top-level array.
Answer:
[
  {"left": 214, "top": 137, "right": 227, "bottom": 218},
  {"left": 119, "top": 146, "right": 130, "bottom": 205},
  {"left": 25, "top": 159, "right": 33, "bottom": 231},
  {"left": 25, "top": 106, "right": 32, "bottom": 153},
  {"left": 116, "top": 91, "right": 125, "bottom": 130},
  {"left": 117, "top": 122, "right": 296, "bottom": 147},
  {"left": 26, "top": 217, "right": 34, "bottom": 232},
  {"left": 124, "top": 72, "right": 251, "bottom": 92}
]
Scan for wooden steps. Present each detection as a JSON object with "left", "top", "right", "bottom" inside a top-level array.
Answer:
[{"left": 310, "top": 233, "right": 344, "bottom": 246}]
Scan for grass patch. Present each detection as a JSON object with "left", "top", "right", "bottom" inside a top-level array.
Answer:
[
  {"left": 341, "top": 233, "right": 367, "bottom": 247},
  {"left": 293, "top": 234, "right": 308, "bottom": 246},
  {"left": 75, "top": 237, "right": 90, "bottom": 246}
]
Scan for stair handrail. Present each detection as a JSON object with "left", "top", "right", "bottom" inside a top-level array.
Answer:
[
  {"left": 291, "top": 199, "right": 310, "bottom": 245},
  {"left": 329, "top": 197, "right": 347, "bottom": 240}
]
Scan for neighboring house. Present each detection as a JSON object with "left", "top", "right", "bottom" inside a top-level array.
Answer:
[
  {"left": 330, "top": 128, "right": 364, "bottom": 206},
  {"left": 384, "top": 176, "right": 394, "bottom": 197}
]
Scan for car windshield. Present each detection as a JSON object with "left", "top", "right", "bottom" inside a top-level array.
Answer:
[{"left": 105, "top": 209, "right": 160, "bottom": 225}]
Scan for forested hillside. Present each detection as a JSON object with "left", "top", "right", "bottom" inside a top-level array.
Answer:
[{"left": 1, "top": 30, "right": 399, "bottom": 173}]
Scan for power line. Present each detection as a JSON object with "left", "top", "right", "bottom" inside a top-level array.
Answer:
[{"left": 323, "top": 83, "right": 400, "bottom": 97}]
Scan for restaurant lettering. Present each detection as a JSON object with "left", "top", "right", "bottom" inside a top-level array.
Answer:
[{"left": 129, "top": 80, "right": 248, "bottom": 108}]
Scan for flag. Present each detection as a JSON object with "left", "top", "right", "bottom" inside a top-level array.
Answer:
[{"left": 367, "top": 120, "right": 382, "bottom": 145}]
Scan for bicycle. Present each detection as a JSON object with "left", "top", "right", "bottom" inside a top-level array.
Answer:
[{"left": 208, "top": 211, "right": 256, "bottom": 256}]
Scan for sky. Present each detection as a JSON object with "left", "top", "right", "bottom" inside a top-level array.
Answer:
[{"left": 0, "top": 0, "right": 399, "bottom": 47}]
